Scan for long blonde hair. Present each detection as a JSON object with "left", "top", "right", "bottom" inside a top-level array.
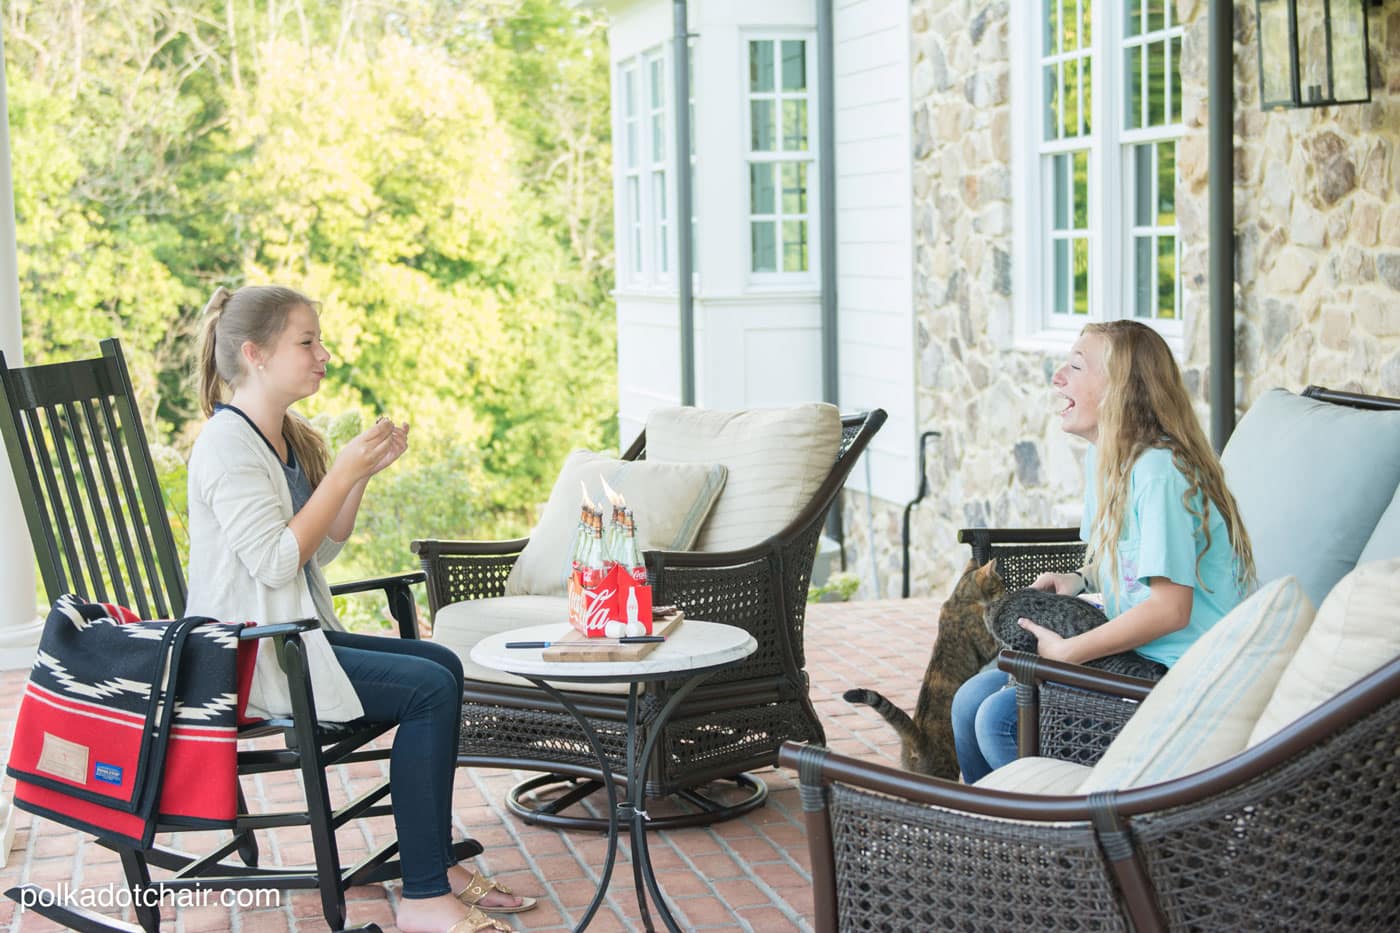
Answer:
[
  {"left": 1083, "top": 321, "right": 1255, "bottom": 598},
  {"left": 197, "top": 285, "right": 331, "bottom": 488}
]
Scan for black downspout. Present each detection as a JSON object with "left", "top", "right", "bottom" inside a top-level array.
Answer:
[
  {"left": 900, "top": 431, "right": 941, "bottom": 598},
  {"left": 816, "top": 0, "right": 844, "bottom": 561},
  {"left": 1208, "top": 0, "right": 1235, "bottom": 451},
  {"left": 673, "top": 0, "right": 695, "bottom": 406}
]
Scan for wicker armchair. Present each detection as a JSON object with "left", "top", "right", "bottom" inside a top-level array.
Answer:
[
  {"left": 960, "top": 384, "right": 1400, "bottom": 762},
  {"left": 780, "top": 651, "right": 1400, "bottom": 931},
  {"left": 413, "top": 408, "right": 886, "bottom": 828}
]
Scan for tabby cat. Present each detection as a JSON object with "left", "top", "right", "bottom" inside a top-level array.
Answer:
[
  {"left": 843, "top": 559, "right": 1005, "bottom": 779},
  {"left": 986, "top": 588, "right": 1168, "bottom": 681}
]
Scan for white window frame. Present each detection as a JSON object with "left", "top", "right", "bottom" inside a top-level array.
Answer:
[
  {"left": 1011, "top": 1, "right": 1186, "bottom": 353},
  {"left": 619, "top": 61, "right": 644, "bottom": 285},
  {"left": 743, "top": 32, "right": 818, "bottom": 287},
  {"left": 615, "top": 45, "right": 675, "bottom": 287},
  {"left": 645, "top": 49, "right": 671, "bottom": 282}
]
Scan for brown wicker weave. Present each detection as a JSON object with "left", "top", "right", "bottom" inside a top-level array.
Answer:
[
  {"left": 782, "top": 652, "right": 1400, "bottom": 932},
  {"left": 962, "top": 385, "right": 1400, "bottom": 762},
  {"left": 413, "top": 409, "right": 886, "bottom": 826}
]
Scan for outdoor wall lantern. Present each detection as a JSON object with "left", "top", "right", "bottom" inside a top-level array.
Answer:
[{"left": 1255, "top": 0, "right": 1376, "bottom": 109}]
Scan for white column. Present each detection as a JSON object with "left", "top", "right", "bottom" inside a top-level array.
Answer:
[
  {"left": 0, "top": 24, "right": 40, "bottom": 667},
  {"left": 0, "top": 22, "right": 38, "bottom": 867}
]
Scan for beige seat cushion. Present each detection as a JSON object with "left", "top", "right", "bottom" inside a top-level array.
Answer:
[
  {"left": 1079, "top": 576, "right": 1314, "bottom": 792},
  {"left": 429, "top": 595, "right": 626, "bottom": 695},
  {"left": 504, "top": 451, "right": 727, "bottom": 597},
  {"left": 644, "top": 403, "right": 842, "bottom": 552},
  {"left": 974, "top": 757, "right": 1090, "bottom": 795},
  {"left": 1248, "top": 558, "right": 1400, "bottom": 746}
]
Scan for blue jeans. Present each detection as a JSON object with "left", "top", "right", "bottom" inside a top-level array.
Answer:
[
  {"left": 325, "top": 630, "right": 463, "bottom": 899},
  {"left": 950, "top": 669, "right": 1020, "bottom": 784}
]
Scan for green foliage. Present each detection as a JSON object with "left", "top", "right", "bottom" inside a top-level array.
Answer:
[
  {"left": 808, "top": 572, "right": 862, "bottom": 604},
  {"left": 7, "top": 0, "right": 617, "bottom": 604}
]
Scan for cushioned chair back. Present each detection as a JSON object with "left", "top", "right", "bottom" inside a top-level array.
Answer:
[
  {"left": 0, "top": 338, "right": 186, "bottom": 619},
  {"left": 1221, "top": 386, "right": 1400, "bottom": 607}
]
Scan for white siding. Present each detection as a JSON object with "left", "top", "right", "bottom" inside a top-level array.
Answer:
[{"left": 834, "top": 0, "right": 914, "bottom": 504}]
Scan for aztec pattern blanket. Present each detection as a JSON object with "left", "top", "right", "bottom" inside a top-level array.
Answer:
[{"left": 7, "top": 595, "right": 253, "bottom": 849}]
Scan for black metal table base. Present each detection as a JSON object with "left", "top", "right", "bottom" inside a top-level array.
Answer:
[
  {"left": 505, "top": 771, "right": 768, "bottom": 831},
  {"left": 528, "top": 674, "right": 714, "bottom": 933}
]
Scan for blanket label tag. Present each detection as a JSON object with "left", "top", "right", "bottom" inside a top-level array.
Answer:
[
  {"left": 36, "top": 733, "right": 88, "bottom": 784},
  {"left": 93, "top": 762, "right": 124, "bottom": 785}
]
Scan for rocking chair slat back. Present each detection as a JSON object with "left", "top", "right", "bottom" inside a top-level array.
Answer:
[{"left": 0, "top": 338, "right": 185, "bottom": 620}]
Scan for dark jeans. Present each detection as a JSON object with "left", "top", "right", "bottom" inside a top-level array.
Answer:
[{"left": 324, "top": 630, "right": 464, "bottom": 899}]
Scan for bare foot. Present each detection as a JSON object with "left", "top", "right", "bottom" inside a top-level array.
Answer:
[{"left": 446, "top": 863, "right": 530, "bottom": 911}]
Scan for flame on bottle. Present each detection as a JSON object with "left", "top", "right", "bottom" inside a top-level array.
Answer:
[
  {"left": 600, "top": 475, "right": 625, "bottom": 509},
  {"left": 579, "top": 480, "right": 598, "bottom": 511}
]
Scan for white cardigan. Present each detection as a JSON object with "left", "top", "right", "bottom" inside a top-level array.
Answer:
[{"left": 185, "top": 409, "right": 364, "bottom": 722}]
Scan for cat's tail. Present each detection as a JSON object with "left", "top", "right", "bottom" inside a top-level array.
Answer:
[{"left": 842, "top": 688, "right": 917, "bottom": 740}]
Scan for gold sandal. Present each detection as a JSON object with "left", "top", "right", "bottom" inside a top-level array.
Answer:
[
  {"left": 455, "top": 870, "right": 538, "bottom": 915},
  {"left": 447, "top": 905, "right": 512, "bottom": 932}
]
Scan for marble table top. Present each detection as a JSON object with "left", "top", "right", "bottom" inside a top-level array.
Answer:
[{"left": 471, "top": 620, "right": 757, "bottom": 683}]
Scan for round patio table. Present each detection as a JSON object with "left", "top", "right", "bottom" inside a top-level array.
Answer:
[{"left": 471, "top": 620, "right": 757, "bottom": 932}]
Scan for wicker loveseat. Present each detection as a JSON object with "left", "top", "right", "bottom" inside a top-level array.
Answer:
[
  {"left": 962, "top": 385, "right": 1400, "bottom": 760},
  {"left": 413, "top": 407, "right": 886, "bottom": 827},
  {"left": 782, "top": 554, "right": 1400, "bottom": 931}
]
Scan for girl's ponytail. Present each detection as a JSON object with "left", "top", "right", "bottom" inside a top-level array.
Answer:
[{"left": 197, "top": 287, "right": 233, "bottom": 417}]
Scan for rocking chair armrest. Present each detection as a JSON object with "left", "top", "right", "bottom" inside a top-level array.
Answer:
[
  {"left": 329, "top": 570, "right": 427, "bottom": 640},
  {"left": 238, "top": 618, "right": 320, "bottom": 640},
  {"left": 996, "top": 649, "right": 1157, "bottom": 701},
  {"left": 329, "top": 570, "right": 426, "bottom": 595}
]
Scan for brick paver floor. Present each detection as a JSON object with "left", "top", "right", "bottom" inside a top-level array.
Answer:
[{"left": 0, "top": 597, "right": 940, "bottom": 931}]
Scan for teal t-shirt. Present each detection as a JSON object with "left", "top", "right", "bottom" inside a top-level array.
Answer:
[{"left": 1079, "top": 446, "right": 1246, "bottom": 666}]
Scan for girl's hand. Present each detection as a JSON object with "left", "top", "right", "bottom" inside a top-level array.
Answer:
[
  {"left": 1018, "top": 617, "right": 1082, "bottom": 664},
  {"left": 1030, "top": 571, "right": 1085, "bottom": 595},
  {"left": 369, "top": 420, "right": 409, "bottom": 475},
  {"left": 332, "top": 419, "right": 397, "bottom": 482}
]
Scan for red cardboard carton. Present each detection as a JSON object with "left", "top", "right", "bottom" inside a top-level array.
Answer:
[{"left": 567, "top": 567, "right": 654, "bottom": 637}]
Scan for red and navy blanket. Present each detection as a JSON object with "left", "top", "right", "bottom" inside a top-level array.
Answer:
[{"left": 7, "top": 596, "right": 253, "bottom": 849}]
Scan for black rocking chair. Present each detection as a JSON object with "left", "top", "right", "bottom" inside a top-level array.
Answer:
[{"left": 0, "top": 338, "right": 479, "bottom": 932}]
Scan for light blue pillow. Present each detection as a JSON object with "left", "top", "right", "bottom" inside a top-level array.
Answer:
[
  {"left": 1357, "top": 485, "right": 1400, "bottom": 564},
  {"left": 1222, "top": 389, "right": 1400, "bottom": 607}
]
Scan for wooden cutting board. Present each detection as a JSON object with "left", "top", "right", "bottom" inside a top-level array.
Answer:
[{"left": 542, "top": 611, "right": 685, "bottom": 662}]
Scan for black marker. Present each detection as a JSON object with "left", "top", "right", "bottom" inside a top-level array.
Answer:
[{"left": 618, "top": 636, "right": 665, "bottom": 644}]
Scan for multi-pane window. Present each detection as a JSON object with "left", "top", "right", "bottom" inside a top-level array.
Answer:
[
  {"left": 746, "top": 38, "right": 813, "bottom": 276},
  {"left": 617, "top": 47, "right": 678, "bottom": 284},
  {"left": 1022, "top": 1, "right": 1184, "bottom": 336},
  {"left": 1123, "top": 1, "right": 1182, "bottom": 321},
  {"left": 646, "top": 52, "right": 669, "bottom": 277},
  {"left": 1041, "top": 4, "right": 1092, "bottom": 317},
  {"left": 620, "top": 64, "right": 643, "bottom": 280}
]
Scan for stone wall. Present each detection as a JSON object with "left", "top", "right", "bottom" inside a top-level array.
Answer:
[
  {"left": 1216, "top": 0, "right": 1400, "bottom": 403},
  {"left": 841, "top": 0, "right": 1400, "bottom": 601}
]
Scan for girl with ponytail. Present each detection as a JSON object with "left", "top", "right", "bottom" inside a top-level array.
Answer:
[
  {"left": 186, "top": 286, "right": 534, "bottom": 932},
  {"left": 951, "top": 320, "right": 1256, "bottom": 784}
]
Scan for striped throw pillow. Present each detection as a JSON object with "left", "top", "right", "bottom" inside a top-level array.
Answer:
[{"left": 1079, "top": 576, "right": 1315, "bottom": 792}]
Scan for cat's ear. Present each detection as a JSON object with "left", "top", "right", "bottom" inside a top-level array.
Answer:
[{"left": 975, "top": 558, "right": 999, "bottom": 582}]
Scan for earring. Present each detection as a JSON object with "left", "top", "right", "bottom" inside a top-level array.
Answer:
[{"left": 257, "top": 364, "right": 265, "bottom": 371}]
